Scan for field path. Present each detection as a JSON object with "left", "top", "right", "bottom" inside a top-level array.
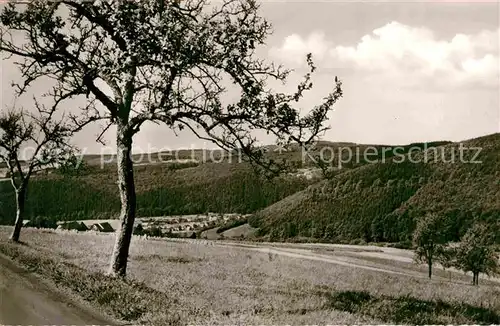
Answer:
[
  {"left": 0, "top": 253, "right": 118, "bottom": 326},
  {"left": 239, "top": 243, "right": 500, "bottom": 284},
  {"left": 248, "top": 246, "right": 420, "bottom": 276},
  {"left": 166, "top": 238, "right": 425, "bottom": 278},
  {"left": 164, "top": 238, "right": 500, "bottom": 283},
  {"left": 218, "top": 242, "right": 434, "bottom": 279}
]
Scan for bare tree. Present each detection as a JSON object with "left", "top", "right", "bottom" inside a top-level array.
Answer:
[
  {"left": 1, "top": 0, "right": 343, "bottom": 277},
  {"left": 0, "top": 104, "right": 73, "bottom": 242}
]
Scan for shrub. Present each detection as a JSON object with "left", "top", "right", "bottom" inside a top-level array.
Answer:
[
  {"left": 144, "top": 226, "right": 162, "bottom": 237},
  {"left": 392, "top": 240, "right": 413, "bottom": 249},
  {"left": 133, "top": 224, "right": 144, "bottom": 235}
]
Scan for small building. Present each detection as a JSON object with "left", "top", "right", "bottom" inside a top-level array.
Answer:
[
  {"left": 57, "top": 221, "right": 88, "bottom": 231},
  {"left": 90, "top": 222, "right": 114, "bottom": 233}
]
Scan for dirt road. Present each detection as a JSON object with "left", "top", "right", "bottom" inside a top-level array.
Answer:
[
  {"left": 163, "top": 238, "right": 500, "bottom": 284},
  {"left": 242, "top": 243, "right": 500, "bottom": 284},
  {"left": 0, "top": 253, "right": 117, "bottom": 326}
]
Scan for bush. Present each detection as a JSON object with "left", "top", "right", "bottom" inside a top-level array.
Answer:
[
  {"left": 392, "top": 240, "right": 413, "bottom": 249},
  {"left": 56, "top": 155, "right": 89, "bottom": 176},
  {"left": 32, "top": 216, "right": 58, "bottom": 229},
  {"left": 133, "top": 224, "right": 144, "bottom": 235},
  {"left": 144, "top": 226, "right": 162, "bottom": 237},
  {"left": 349, "top": 238, "right": 366, "bottom": 245}
]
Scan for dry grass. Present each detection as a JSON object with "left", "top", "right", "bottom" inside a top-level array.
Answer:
[{"left": 1, "top": 227, "right": 499, "bottom": 325}]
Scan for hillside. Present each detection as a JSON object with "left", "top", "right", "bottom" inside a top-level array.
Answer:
[
  {"left": 249, "top": 133, "right": 500, "bottom": 244},
  {"left": 0, "top": 140, "right": 454, "bottom": 227},
  {"left": 0, "top": 162, "right": 311, "bottom": 224}
]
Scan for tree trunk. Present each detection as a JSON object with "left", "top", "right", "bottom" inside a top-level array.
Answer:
[
  {"left": 427, "top": 257, "right": 433, "bottom": 279},
  {"left": 108, "top": 124, "right": 136, "bottom": 277},
  {"left": 473, "top": 272, "right": 479, "bottom": 286},
  {"left": 10, "top": 186, "right": 27, "bottom": 242}
]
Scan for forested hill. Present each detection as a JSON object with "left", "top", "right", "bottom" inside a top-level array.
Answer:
[
  {"left": 0, "top": 162, "right": 312, "bottom": 224},
  {"left": 249, "top": 133, "right": 500, "bottom": 244},
  {"left": 0, "top": 136, "right": 484, "bottom": 238}
]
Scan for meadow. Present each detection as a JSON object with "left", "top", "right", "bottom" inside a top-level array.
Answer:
[{"left": 1, "top": 227, "right": 498, "bottom": 325}]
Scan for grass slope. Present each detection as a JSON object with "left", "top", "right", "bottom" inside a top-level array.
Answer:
[
  {"left": 250, "top": 133, "right": 500, "bottom": 243},
  {"left": 1, "top": 228, "right": 498, "bottom": 325}
]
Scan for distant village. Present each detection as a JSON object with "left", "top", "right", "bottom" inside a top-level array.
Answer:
[{"left": 22, "top": 213, "right": 250, "bottom": 239}]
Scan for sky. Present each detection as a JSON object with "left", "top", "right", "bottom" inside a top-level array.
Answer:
[{"left": 1, "top": 0, "right": 499, "bottom": 154}]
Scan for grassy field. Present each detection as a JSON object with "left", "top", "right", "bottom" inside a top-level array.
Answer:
[{"left": 0, "top": 227, "right": 499, "bottom": 325}]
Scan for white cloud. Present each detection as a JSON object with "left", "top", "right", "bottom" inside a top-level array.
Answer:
[
  {"left": 270, "top": 21, "right": 499, "bottom": 89},
  {"left": 268, "top": 31, "right": 332, "bottom": 65}
]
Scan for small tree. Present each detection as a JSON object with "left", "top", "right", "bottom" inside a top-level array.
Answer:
[
  {"left": 133, "top": 223, "right": 144, "bottom": 236},
  {"left": 57, "top": 153, "right": 88, "bottom": 176},
  {"left": 312, "top": 153, "right": 336, "bottom": 179},
  {"left": 0, "top": 106, "right": 73, "bottom": 242},
  {"left": 455, "top": 223, "right": 500, "bottom": 286},
  {"left": 413, "top": 213, "right": 448, "bottom": 279}
]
